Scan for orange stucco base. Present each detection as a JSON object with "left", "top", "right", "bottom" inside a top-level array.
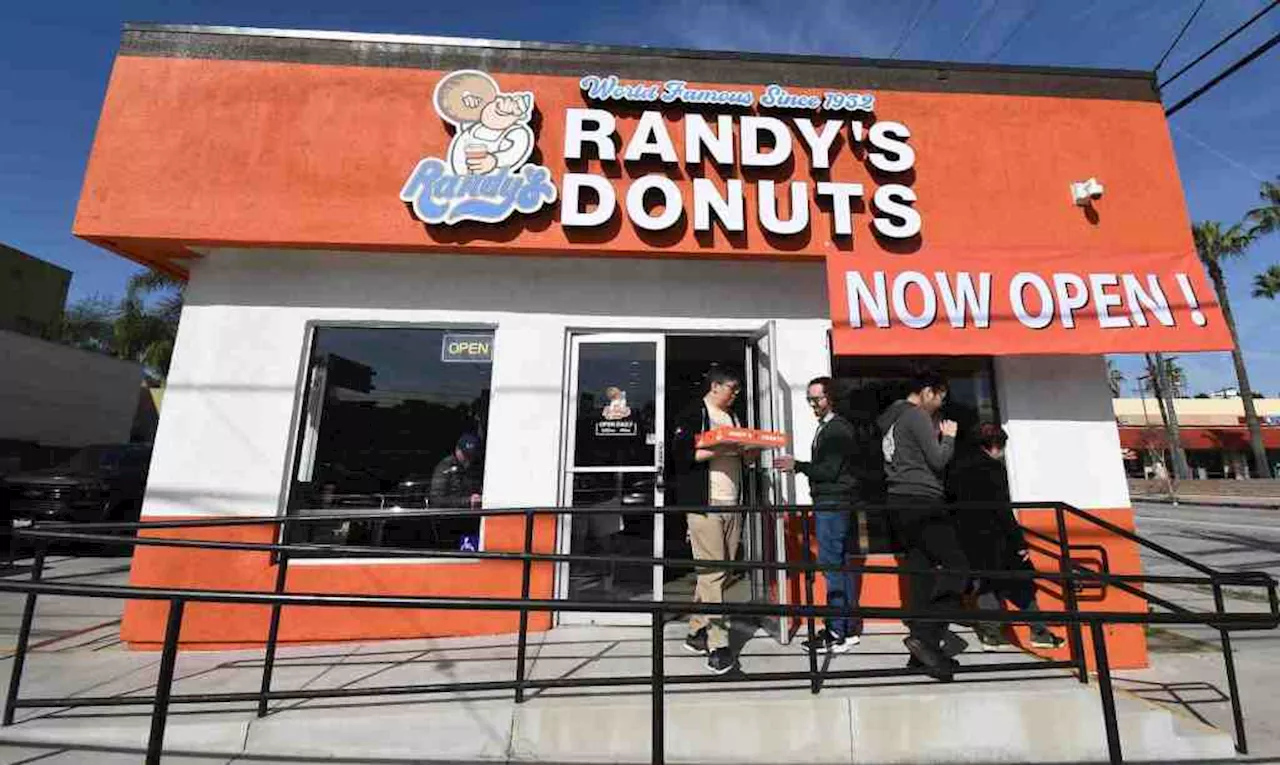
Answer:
[
  {"left": 121, "top": 514, "right": 558, "bottom": 649},
  {"left": 788, "top": 507, "right": 1149, "bottom": 669},
  {"left": 123, "top": 508, "right": 1148, "bottom": 670}
]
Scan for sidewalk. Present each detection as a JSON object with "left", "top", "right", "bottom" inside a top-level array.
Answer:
[
  {"left": 0, "top": 622, "right": 1236, "bottom": 764},
  {"left": 1132, "top": 494, "right": 1280, "bottom": 509}
]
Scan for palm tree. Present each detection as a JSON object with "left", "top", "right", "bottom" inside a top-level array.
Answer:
[
  {"left": 1192, "top": 221, "right": 1271, "bottom": 478},
  {"left": 1247, "top": 177, "right": 1280, "bottom": 236},
  {"left": 1254, "top": 265, "right": 1280, "bottom": 299},
  {"left": 1144, "top": 352, "right": 1188, "bottom": 480},
  {"left": 124, "top": 269, "right": 185, "bottom": 378}
]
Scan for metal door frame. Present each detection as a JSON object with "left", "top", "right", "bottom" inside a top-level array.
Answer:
[{"left": 557, "top": 332, "right": 667, "bottom": 626}]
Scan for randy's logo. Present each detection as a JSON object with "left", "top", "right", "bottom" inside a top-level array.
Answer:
[{"left": 400, "top": 70, "right": 557, "bottom": 225}]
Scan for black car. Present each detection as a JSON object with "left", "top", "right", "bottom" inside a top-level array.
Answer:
[{"left": 3, "top": 444, "right": 152, "bottom": 529}]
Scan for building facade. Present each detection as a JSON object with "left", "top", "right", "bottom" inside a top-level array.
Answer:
[{"left": 73, "top": 25, "right": 1237, "bottom": 666}]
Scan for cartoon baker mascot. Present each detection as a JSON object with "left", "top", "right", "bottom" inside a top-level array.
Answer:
[{"left": 434, "top": 70, "right": 535, "bottom": 176}]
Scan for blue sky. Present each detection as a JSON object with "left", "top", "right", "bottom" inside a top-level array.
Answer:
[{"left": 2, "top": 0, "right": 1277, "bottom": 394}]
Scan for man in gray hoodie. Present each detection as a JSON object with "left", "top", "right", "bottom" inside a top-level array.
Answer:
[{"left": 877, "top": 371, "right": 969, "bottom": 680}]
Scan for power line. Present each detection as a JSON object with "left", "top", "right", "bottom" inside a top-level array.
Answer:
[
  {"left": 986, "top": 2, "right": 1040, "bottom": 62},
  {"left": 1160, "top": 0, "right": 1279, "bottom": 88},
  {"left": 1165, "top": 30, "right": 1280, "bottom": 117},
  {"left": 1155, "top": 0, "right": 1207, "bottom": 72},
  {"left": 890, "top": 0, "right": 938, "bottom": 59},
  {"left": 954, "top": 0, "right": 998, "bottom": 56}
]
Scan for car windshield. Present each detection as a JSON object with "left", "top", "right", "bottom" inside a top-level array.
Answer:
[{"left": 59, "top": 446, "right": 147, "bottom": 472}]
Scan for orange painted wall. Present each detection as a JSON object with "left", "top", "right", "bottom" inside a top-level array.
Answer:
[
  {"left": 790, "top": 507, "right": 1148, "bottom": 669},
  {"left": 75, "top": 57, "right": 1195, "bottom": 269},
  {"left": 122, "top": 514, "right": 557, "bottom": 648}
]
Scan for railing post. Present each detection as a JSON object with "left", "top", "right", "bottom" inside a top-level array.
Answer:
[
  {"left": 800, "top": 510, "right": 820, "bottom": 694},
  {"left": 3, "top": 544, "right": 45, "bottom": 726},
  {"left": 514, "top": 509, "right": 536, "bottom": 704},
  {"left": 1054, "top": 505, "right": 1088, "bottom": 684},
  {"left": 652, "top": 607, "right": 665, "bottom": 765},
  {"left": 257, "top": 551, "right": 290, "bottom": 717},
  {"left": 1090, "top": 621, "right": 1123, "bottom": 764},
  {"left": 1212, "top": 583, "right": 1248, "bottom": 754},
  {"left": 147, "top": 598, "right": 186, "bottom": 765}
]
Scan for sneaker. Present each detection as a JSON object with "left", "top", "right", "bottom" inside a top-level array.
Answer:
[
  {"left": 940, "top": 630, "right": 969, "bottom": 658},
  {"left": 705, "top": 647, "right": 737, "bottom": 675},
  {"left": 1030, "top": 630, "right": 1067, "bottom": 650},
  {"left": 976, "top": 626, "right": 1009, "bottom": 651},
  {"left": 683, "top": 628, "right": 709, "bottom": 654},
  {"left": 801, "top": 629, "right": 860, "bottom": 655},
  {"left": 903, "top": 636, "right": 957, "bottom": 682}
]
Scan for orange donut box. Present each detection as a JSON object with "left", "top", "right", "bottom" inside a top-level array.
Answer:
[{"left": 695, "top": 427, "right": 789, "bottom": 450}]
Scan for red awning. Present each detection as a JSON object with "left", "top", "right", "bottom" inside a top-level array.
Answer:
[{"left": 1118, "top": 426, "right": 1280, "bottom": 451}]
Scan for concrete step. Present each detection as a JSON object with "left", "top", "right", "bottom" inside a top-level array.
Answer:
[{"left": 0, "top": 626, "right": 1237, "bottom": 763}]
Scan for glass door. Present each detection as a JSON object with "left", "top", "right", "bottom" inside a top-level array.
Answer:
[
  {"left": 558, "top": 334, "right": 665, "bottom": 625},
  {"left": 744, "top": 321, "right": 792, "bottom": 642}
]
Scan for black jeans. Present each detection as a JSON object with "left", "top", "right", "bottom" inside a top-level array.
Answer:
[{"left": 888, "top": 494, "right": 970, "bottom": 645}]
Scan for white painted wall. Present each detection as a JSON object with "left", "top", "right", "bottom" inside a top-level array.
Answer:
[
  {"left": 0, "top": 329, "right": 142, "bottom": 448},
  {"left": 146, "top": 250, "right": 1133, "bottom": 523},
  {"left": 144, "top": 249, "right": 832, "bottom": 519},
  {"left": 996, "top": 355, "right": 1132, "bottom": 509}
]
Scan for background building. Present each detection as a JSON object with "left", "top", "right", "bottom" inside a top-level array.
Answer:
[
  {"left": 1114, "top": 396, "right": 1280, "bottom": 478},
  {"left": 0, "top": 243, "right": 70, "bottom": 340}
]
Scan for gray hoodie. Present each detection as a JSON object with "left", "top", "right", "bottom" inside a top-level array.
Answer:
[{"left": 877, "top": 400, "right": 955, "bottom": 499}]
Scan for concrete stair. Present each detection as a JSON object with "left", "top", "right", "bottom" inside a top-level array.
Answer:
[{"left": 0, "top": 625, "right": 1236, "bottom": 763}]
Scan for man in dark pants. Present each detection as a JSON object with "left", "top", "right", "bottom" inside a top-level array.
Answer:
[
  {"left": 777, "top": 376, "right": 863, "bottom": 653},
  {"left": 878, "top": 371, "right": 968, "bottom": 680},
  {"left": 949, "top": 424, "right": 1065, "bottom": 651}
]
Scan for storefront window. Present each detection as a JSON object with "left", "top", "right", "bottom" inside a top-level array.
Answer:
[
  {"left": 286, "top": 326, "right": 492, "bottom": 553},
  {"left": 829, "top": 355, "right": 999, "bottom": 552}
]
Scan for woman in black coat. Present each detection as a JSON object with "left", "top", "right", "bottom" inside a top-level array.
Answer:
[{"left": 949, "top": 425, "right": 1064, "bottom": 650}]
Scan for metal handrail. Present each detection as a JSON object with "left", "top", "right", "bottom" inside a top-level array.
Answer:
[{"left": 2, "top": 500, "right": 1276, "bottom": 765}]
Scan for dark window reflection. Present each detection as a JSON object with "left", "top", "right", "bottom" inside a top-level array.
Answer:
[
  {"left": 830, "top": 355, "right": 999, "bottom": 554},
  {"left": 287, "top": 327, "right": 491, "bottom": 552}
]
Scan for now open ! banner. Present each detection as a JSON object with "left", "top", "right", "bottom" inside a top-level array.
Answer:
[{"left": 826, "top": 249, "right": 1233, "bottom": 356}]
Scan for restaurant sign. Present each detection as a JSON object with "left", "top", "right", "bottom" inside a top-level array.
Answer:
[{"left": 402, "top": 70, "right": 919, "bottom": 240}]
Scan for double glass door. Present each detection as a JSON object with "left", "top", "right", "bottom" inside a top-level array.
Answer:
[{"left": 558, "top": 329, "right": 791, "bottom": 639}]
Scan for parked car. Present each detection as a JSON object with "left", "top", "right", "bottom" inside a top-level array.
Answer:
[{"left": 3, "top": 444, "right": 152, "bottom": 528}]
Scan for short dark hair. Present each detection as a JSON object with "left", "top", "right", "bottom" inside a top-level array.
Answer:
[
  {"left": 907, "top": 370, "right": 948, "bottom": 396},
  {"left": 807, "top": 376, "right": 834, "bottom": 397},
  {"left": 976, "top": 423, "right": 1009, "bottom": 450},
  {"left": 706, "top": 366, "right": 741, "bottom": 388}
]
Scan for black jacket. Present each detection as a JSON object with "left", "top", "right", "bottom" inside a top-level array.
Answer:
[
  {"left": 429, "top": 455, "right": 483, "bottom": 508},
  {"left": 797, "top": 413, "right": 858, "bottom": 503},
  {"left": 669, "top": 400, "right": 739, "bottom": 508},
  {"left": 948, "top": 450, "right": 1024, "bottom": 571}
]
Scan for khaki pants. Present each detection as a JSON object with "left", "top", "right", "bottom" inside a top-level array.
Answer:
[{"left": 686, "top": 502, "right": 742, "bottom": 651}]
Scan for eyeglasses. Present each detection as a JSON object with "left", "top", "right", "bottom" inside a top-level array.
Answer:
[{"left": 805, "top": 395, "right": 827, "bottom": 403}]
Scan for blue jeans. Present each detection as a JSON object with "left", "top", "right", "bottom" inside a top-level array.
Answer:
[{"left": 815, "top": 504, "right": 864, "bottom": 638}]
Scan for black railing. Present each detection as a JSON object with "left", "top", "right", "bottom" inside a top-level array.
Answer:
[{"left": 1, "top": 501, "right": 1276, "bottom": 765}]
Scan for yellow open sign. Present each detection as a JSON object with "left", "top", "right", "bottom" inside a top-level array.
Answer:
[{"left": 441, "top": 333, "right": 494, "bottom": 363}]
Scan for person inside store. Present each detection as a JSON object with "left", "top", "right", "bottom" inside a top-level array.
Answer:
[
  {"left": 948, "top": 424, "right": 1066, "bottom": 651},
  {"left": 776, "top": 376, "right": 865, "bottom": 655},
  {"left": 877, "top": 370, "right": 968, "bottom": 681},
  {"left": 670, "top": 366, "right": 757, "bottom": 675},
  {"left": 429, "top": 433, "right": 485, "bottom": 510}
]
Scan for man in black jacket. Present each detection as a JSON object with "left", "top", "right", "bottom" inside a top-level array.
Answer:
[
  {"left": 670, "top": 367, "right": 755, "bottom": 675},
  {"left": 778, "top": 376, "right": 863, "bottom": 653},
  {"left": 877, "top": 370, "right": 968, "bottom": 680}
]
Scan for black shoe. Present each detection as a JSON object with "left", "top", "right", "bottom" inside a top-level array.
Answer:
[
  {"left": 904, "top": 636, "right": 957, "bottom": 682},
  {"left": 940, "top": 629, "right": 969, "bottom": 658},
  {"left": 705, "top": 647, "right": 737, "bottom": 675},
  {"left": 1030, "top": 629, "right": 1067, "bottom": 650},
  {"left": 801, "top": 628, "right": 859, "bottom": 655},
  {"left": 976, "top": 626, "right": 1009, "bottom": 651},
  {"left": 683, "top": 628, "right": 709, "bottom": 654}
]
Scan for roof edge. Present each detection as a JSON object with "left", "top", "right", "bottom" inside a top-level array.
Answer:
[{"left": 120, "top": 22, "right": 1156, "bottom": 83}]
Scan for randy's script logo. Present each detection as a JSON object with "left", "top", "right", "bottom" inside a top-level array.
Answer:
[{"left": 400, "top": 70, "right": 557, "bottom": 225}]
